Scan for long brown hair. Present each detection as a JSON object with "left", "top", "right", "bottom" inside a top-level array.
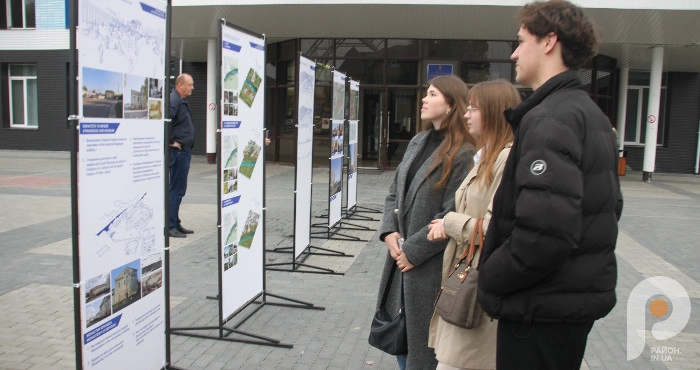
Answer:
[
  {"left": 425, "top": 75, "right": 476, "bottom": 189},
  {"left": 467, "top": 79, "right": 520, "bottom": 188}
]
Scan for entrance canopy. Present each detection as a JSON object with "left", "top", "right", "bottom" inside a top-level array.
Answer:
[{"left": 170, "top": 1, "right": 700, "bottom": 72}]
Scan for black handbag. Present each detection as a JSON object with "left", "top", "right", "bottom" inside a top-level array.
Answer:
[
  {"left": 368, "top": 263, "right": 407, "bottom": 355},
  {"left": 434, "top": 218, "right": 484, "bottom": 329}
]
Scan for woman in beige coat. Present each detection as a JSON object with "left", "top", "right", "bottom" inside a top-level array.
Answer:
[{"left": 426, "top": 80, "right": 521, "bottom": 370}]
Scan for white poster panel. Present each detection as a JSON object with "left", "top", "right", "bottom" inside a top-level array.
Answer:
[
  {"left": 219, "top": 23, "right": 266, "bottom": 318},
  {"left": 347, "top": 79, "right": 360, "bottom": 209},
  {"left": 77, "top": 1, "right": 167, "bottom": 369},
  {"left": 294, "top": 56, "right": 316, "bottom": 259},
  {"left": 328, "top": 71, "right": 346, "bottom": 227}
]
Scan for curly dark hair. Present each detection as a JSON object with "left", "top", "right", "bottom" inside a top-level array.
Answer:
[{"left": 518, "top": 0, "right": 600, "bottom": 69}]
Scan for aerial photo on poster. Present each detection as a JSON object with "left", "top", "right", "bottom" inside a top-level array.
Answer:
[
  {"left": 240, "top": 68, "right": 261, "bottom": 107},
  {"left": 239, "top": 139, "right": 261, "bottom": 179},
  {"left": 238, "top": 210, "right": 260, "bottom": 248}
]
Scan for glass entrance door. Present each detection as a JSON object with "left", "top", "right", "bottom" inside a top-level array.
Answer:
[
  {"left": 386, "top": 88, "right": 417, "bottom": 168},
  {"left": 360, "top": 88, "right": 418, "bottom": 170},
  {"left": 360, "top": 88, "right": 384, "bottom": 169}
]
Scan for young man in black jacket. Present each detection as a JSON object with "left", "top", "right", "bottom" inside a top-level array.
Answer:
[{"left": 477, "top": 1, "right": 623, "bottom": 369}]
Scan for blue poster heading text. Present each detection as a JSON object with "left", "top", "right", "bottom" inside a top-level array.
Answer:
[
  {"left": 140, "top": 2, "right": 166, "bottom": 19},
  {"left": 81, "top": 123, "right": 120, "bottom": 135}
]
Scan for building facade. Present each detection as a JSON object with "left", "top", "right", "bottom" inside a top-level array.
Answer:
[
  {"left": 113, "top": 266, "right": 139, "bottom": 305},
  {"left": 1, "top": 0, "right": 72, "bottom": 150},
  {"left": 2, "top": 0, "right": 699, "bottom": 174}
]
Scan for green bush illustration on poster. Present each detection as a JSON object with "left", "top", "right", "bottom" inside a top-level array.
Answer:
[
  {"left": 239, "top": 210, "right": 260, "bottom": 248},
  {"left": 224, "top": 212, "right": 238, "bottom": 246},
  {"left": 240, "top": 68, "right": 261, "bottom": 107},
  {"left": 223, "top": 57, "right": 238, "bottom": 90},
  {"left": 223, "top": 135, "right": 238, "bottom": 168},
  {"left": 239, "top": 139, "right": 261, "bottom": 179}
]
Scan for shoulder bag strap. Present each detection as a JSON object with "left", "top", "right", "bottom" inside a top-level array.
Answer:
[
  {"left": 466, "top": 218, "right": 484, "bottom": 262},
  {"left": 447, "top": 218, "right": 484, "bottom": 278},
  {"left": 399, "top": 273, "right": 405, "bottom": 311},
  {"left": 379, "top": 264, "right": 398, "bottom": 308}
]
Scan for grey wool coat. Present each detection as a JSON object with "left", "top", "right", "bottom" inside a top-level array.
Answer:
[{"left": 376, "top": 130, "right": 474, "bottom": 369}]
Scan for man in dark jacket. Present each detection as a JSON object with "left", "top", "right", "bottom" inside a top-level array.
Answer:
[
  {"left": 168, "top": 73, "right": 196, "bottom": 238},
  {"left": 477, "top": 1, "right": 623, "bottom": 369}
]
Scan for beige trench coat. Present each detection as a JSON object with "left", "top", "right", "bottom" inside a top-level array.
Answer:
[{"left": 428, "top": 145, "right": 511, "bottom": 369}]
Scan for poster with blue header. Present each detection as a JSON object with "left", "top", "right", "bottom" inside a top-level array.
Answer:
[
  {"left": 219, "top": 21, "right": 266, "bottom": 319},
  {"left": 76, "top": 0, "right": 167, "bottom": 369}
]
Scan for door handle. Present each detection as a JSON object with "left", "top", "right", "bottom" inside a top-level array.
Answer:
[{"left": 386, "top": 111, "right": 391, "bottom": 144}]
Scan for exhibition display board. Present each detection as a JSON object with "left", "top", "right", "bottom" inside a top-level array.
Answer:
[
  {"left": 168, "top": 20, "right": 321, "bottom": 351},
  {"left": 343, "top": 78, "right": 380, "bottom": 220},
  {"left": 293, "top": 55, "right": 316, "bottom": 260},
  {"left": 310, "top": 71, "right": 370, "bottom": 242},
  {"left": 328, "top": 70, "right": 346, "bottom": 228},
  {"left": 267, "top": 56, "right": 351, "bottom": 274},
  {"left": 346, "top": 79, "right": 360, "bottom": 210},
  {"left": 73, "top": 0, "right": 168, "bottom": 368},
  {"left": 218, "top": 21, "right": 267, "bottom": 320}
]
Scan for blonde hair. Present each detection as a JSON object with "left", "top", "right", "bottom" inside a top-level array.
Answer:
[{"left": 467, "top": 80, "right": 520, "bottom": 188}]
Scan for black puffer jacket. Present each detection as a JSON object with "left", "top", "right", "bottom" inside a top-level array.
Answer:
[{"left": 477, "top": 70, "right": 623, "bottom": 324}]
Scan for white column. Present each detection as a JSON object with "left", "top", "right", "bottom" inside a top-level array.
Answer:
[
  {"left": 642, "top": 46, "right": 664, "bottom": 183},
  {"left": 206, "top": 39, "right": 217, "bottom": 159},
  {"left": 178, "top": 39, "right": 185, "bottom": 75},
  {"left": 615, "top": 67, "right": 629, "bottom": 155}
]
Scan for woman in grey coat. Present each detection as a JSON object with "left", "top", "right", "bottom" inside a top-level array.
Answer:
[{"left": 376, "top": 75, "right": 475, "bottom": 370}]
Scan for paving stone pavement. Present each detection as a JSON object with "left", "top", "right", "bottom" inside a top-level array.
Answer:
[{"left": 0, "top": 149, "right": 698, "bottom": 369}]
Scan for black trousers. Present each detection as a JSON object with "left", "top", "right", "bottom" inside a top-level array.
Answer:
[{"left": 496, "top": 319, "right": 594, "bottom": 370}]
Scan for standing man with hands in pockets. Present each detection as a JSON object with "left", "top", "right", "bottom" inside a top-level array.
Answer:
[
  {"left": 477, "top": 1, "right": 624, "bottom": 369},
  {"left": 168, "top": 73, "right": 196, "bottom": 238}
]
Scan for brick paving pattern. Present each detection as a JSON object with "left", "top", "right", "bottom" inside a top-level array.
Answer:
[{"left": 0, "top": 150, "right": 698, "bottom": 369}]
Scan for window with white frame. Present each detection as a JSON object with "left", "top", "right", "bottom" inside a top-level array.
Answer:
[
  {"left": 9, "top": 64, "right": 38, "bottom": 128},
  {"left": 623, "top": 71, "right": 667, "bottom": 146},
  {"left": 6, "top": 0, "right": 35, "bottom": 28}
]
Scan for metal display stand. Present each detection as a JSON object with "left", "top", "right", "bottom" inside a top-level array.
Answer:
[
  {"left": 168, "top": 20, "right": 324, "bottom": 353},
  {"left": 266, "top": 55, "right": 352, "bottom": 275}
]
